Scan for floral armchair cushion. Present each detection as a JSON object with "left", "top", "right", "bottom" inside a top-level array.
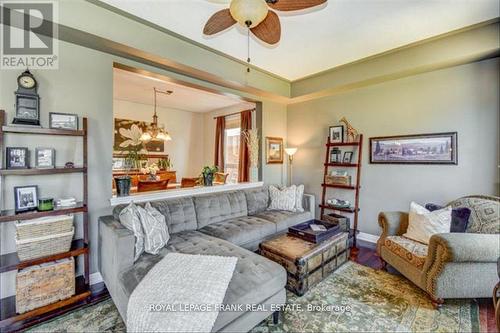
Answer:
[
  {"left": 384, "top": 235, "right": 428, "bottom": 269},
  {"left": 448, "top": 196, "right": 499, "bottom": 234}
]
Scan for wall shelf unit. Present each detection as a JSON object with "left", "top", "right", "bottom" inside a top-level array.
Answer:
[
  {"left": 0, "top": 110, "right": 90, "bottom": 331},
  {"left": 320, "top": 134, "right": 363, "bottom": 259}
]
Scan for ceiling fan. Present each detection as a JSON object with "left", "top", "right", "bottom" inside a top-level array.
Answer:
[{"left": 203, "top": 0, "right": 327, "bottom": 45}]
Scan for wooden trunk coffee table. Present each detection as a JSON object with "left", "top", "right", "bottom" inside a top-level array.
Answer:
[{"left": 260, "top": 231, "right": 349, "bottom": 296}]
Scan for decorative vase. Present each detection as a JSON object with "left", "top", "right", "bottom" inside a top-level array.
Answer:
[
  {"left": 147, "top": 173, "right": 157, "bottom": 181},
  {"left": 249, "top": 166, "right": 259, "bottom": 183},
  {"left": 115, "top": 176, "right": 131, "bottom": 197},
  {"left": 203, "top": 174, "right": 213, "bottom": 186}
]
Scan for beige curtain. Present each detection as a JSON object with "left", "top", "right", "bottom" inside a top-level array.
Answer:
[
  {"left": 238, "top": 110, "right": 252, "bottom": 182},
  {"left": 214, "top": 116, "right": 225, "bottom": 171}
]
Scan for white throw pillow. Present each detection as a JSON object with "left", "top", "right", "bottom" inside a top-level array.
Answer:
[
  {"left": 269, "top": 185, "right": 297, "bottom": 212},
  {"left": 295, "top": 184, "right": 305, "bottom": 213},
  {"left": 403, "top": 202, "right": 452, "bottom": 244},
  {"left": 136, "top": 203, "right": 170, "bottom": 255},
  {"left": 118, "top": 202, "right": 144, "bottom": 262}
]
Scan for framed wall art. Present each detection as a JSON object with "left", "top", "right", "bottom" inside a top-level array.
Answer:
[
  {"left": 266, "top": 137, "right": 283, "bottom": 164},
  {"left": 370, "top": 132, "right": 457, "bottom": 164}
]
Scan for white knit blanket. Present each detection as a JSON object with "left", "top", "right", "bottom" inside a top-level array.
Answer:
[{"left": 127, "top": 253, "right": 237, "bottom": 333}]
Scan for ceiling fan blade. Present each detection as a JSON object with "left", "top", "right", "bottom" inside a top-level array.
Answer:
[
  {"left": 203, "top": 9, "right": 236, "bottom": 35},
  {"left": 251, "top": 11, "right": 281, "bottom": 45},
  {"left": 268, "top": 0, "right": 327, "bottom": 11}
]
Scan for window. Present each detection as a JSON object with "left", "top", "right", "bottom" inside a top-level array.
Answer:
[{"left": 224, "top": 115, "right": 240, "bottom": 183}]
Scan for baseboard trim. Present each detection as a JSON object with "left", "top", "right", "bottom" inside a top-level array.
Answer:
[
  {"left": 357, "top": 232, "right": 379, "bottom": 244},
  {"left": 90, "top": 272, "right": 103, "bottom": 285}
]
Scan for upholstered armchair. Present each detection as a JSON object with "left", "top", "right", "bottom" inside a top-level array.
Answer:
[{"left": 377, "top": 195, "right": 500, "bottom": 307}]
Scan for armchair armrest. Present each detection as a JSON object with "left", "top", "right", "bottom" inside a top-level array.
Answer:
[
  {"left": 377, "top": 211, "right": 409, "bottom": 254},
  {"left": 422, "top": 232, "right": 500, "bottom": 297}
]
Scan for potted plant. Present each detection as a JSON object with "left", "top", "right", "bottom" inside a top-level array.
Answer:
[
  {"left": 158, "top": 156, "right": 172, "bottom": 171},
  {"left": 201, "top": 165, "right": 218, "bottom": 186},
  {"left": 140, "top": 163, "right": 160, "bottom": 181},
  {"left": 114, "top": 145, "right": 145, "bottom": 197}
]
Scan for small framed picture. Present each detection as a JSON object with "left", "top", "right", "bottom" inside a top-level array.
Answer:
[
  {"left": 6, "top": 147, "right": 29, "bottom": 169},
  {"left": 330, "top": 148, "right": 341, "bottom": 163},
  {"left": 35, "top": 148, "right": 56, "bottom": 168},
  {"left": 329, "top": 126, "right": 344, "bottom": 143},
  {"left": 266, "top": 137, "right": 284, "bottom": 164},
  {"left": 49, "top": 112, "right": 79, "bottom": 130},
  {"left": 343, "top": 151, "right": 354, "bottom": 163},
  {"left": 14, "top": 185, "right": 38, "bottom": 213}
]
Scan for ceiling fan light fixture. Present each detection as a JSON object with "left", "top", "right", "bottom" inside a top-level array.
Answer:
[{"left": 230, "top": 0, "right": 268, "bottom": 28}]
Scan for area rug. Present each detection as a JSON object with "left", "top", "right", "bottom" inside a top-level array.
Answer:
[{"left": 26, "top": 261, "right": 481, "bottom": 333}]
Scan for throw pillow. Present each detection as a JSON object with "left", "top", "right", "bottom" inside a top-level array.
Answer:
[
  {"left": 295, "top": 184, "right": 305, "bottom": 213},
  {"left": 425, "top": 203, "right": 471, "bottom": 233},
  {"left": 403, "top": 202, "right": 452, "bottom": 244},
  {"left": 135, "top": 203, "right": 170, "bottom": 255},
  {"left": 268, "top": 185, "right": 297, "bottom": 212},
  {"left": 118, "top": 202, "right": 144, "bottom": 262}
]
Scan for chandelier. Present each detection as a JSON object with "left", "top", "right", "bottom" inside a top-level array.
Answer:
[{"left": 140, "top": 88, "right": 173, "bottom": 142}]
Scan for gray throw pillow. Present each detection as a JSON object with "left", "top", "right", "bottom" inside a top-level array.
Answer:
[
  {"left": 136, "top": 203, "right": 169, "bottom": 255},
  {"left": 118, "top": 202, "right": 144, "bottom": 262}
]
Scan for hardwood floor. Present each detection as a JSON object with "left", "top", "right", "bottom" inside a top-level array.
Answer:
[{"left": 354, "top": 246, "right": 498, "bottom": 333}]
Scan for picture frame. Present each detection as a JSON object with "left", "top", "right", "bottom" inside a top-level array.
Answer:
[
  {"left": 343, "top": 151, "right": 354, "bottom": 163},
  {"left": 370, "top": 132, "right": 458, "bottom": 164},
  {"left": 14, "top": 185, "right": 38, "bottom": 213},
  {"left": 329, "top": 126, "right": 344, "bottom": 143},
  {"left": 49, "top": 112, "right": 79, "bottom": 130},
  {"left": 35, "top": 148, "right": 56, "bottom": 169},
  {"left": 266, "top": 137, "right": 284, "bottom": 164},
  {"left": 330, "top": 148, "right": 341, "bottom": 163},
  {"left": 6, "top": 147, "right": 29, "bottom": 169}
]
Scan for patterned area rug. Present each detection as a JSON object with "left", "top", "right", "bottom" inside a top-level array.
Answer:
[{"left": 27, "top": 261, "right": 480, "bottom": 332}]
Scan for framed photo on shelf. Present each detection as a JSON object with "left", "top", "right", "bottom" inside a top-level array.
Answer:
[
  {"left": 370, "top": 132, "right": 457, "bottom": 164},
  {"left": 343, "top": 151, "right": 354, "bottom": 163},
  {"left": 329, "top": 126, "right": 344, "bottom": 143},
  {"left": 265, "top": 137, "right": 283, "bottom": 164},
  {"left": 35, "top": 148, "right": 56, "bottom": 168},
  {"left": 14, "top": 185, "right": 38, "bottom": 213},
  {"left": 329, "top": 148, "right": 341, "bottom": 163},
  {"left": 49, "top": 112, "right": 79, "bottom": 130},
  {"left": 6, "top": 147, "right": 29, "bottom": 169}
]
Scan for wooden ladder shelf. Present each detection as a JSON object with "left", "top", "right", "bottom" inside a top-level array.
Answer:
[{"left": 320, "top": 134, "right": 363, "bottom": 259}]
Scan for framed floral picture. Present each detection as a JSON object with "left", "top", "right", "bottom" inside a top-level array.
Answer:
[
  {"left": 266, "top": 137, "right": 283, "bottom": 164},
  {"left": 114, "top": 118, "right": 164, "bottom": 153}
]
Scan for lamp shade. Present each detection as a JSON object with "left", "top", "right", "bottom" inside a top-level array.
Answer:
[
  {"left": 230, "top": 0, "right": 268, "bottom": 28},
  {"left": 285, "top": 148, "right": 298, "bottom": 156}
]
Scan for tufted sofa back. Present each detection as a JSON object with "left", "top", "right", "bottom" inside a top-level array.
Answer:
[{"left": 193, "top": 191, "right": 248, "bottom": 229}]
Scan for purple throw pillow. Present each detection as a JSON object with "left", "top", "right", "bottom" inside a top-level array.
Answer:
[{"left": 425, "top": 203, "right": 471, "bottom": 233}]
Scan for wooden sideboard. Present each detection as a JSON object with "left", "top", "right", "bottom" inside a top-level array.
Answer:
[{"left": 112, "top": 170, "right": 177, "bottom": 189}]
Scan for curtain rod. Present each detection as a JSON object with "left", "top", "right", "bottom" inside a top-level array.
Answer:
[{"left": 213, "top": 108, "right": 255, "bottom": 120}]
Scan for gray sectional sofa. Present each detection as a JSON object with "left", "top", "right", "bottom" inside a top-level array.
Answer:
[{"left": 99, "top": 186, "right": 314, "bottom": 332}]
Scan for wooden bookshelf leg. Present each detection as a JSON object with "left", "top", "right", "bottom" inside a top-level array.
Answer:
[{"left": 349, "top": 246, "right": 359, "bottom": 261}]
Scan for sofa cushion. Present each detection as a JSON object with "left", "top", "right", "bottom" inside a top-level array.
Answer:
[
  {"left": 384, "top": 235, "right": 428, "bottom": 269},
  {"left": 194, "top": 191, "right": 248, "bottom": 228},
  {"left": 198, "top": 216, "right": 276, "bottom": 247},
  {"left": 113, "top": 197, "right": 198, "bottom": 234},
  {"left": 244, "top": 186, "right": 269, "bottom": 215},
  {"left": 118, "top": 230, "right": 286, "bottom": 331},
  {"left": 447, "top": 196, "right": 499, "bottom": 234},
  {"left": 255, "top": 210, "right": 313, "bottom": 232}
]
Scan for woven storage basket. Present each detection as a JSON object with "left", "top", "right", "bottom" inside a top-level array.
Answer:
[
  {"left": 16, "top": 228, "right": 74, "bottom": 261},
  {"left": 16, "top": 258, "right": 75, "bottom": 314},
  {"left": 16, "top": 215, "right": 73, "bottom": 240}
]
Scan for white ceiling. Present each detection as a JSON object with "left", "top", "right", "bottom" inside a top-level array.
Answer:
[
  {"left": 101, "top": 0, "right": 499, "bottom": 81},
  {"left": 113, "top": 68, "right": 255, "bottom": 112}
]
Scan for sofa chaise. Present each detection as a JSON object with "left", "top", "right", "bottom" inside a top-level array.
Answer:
[{"left": 99, "top": 186, "right": 314, "bottom": 332}]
